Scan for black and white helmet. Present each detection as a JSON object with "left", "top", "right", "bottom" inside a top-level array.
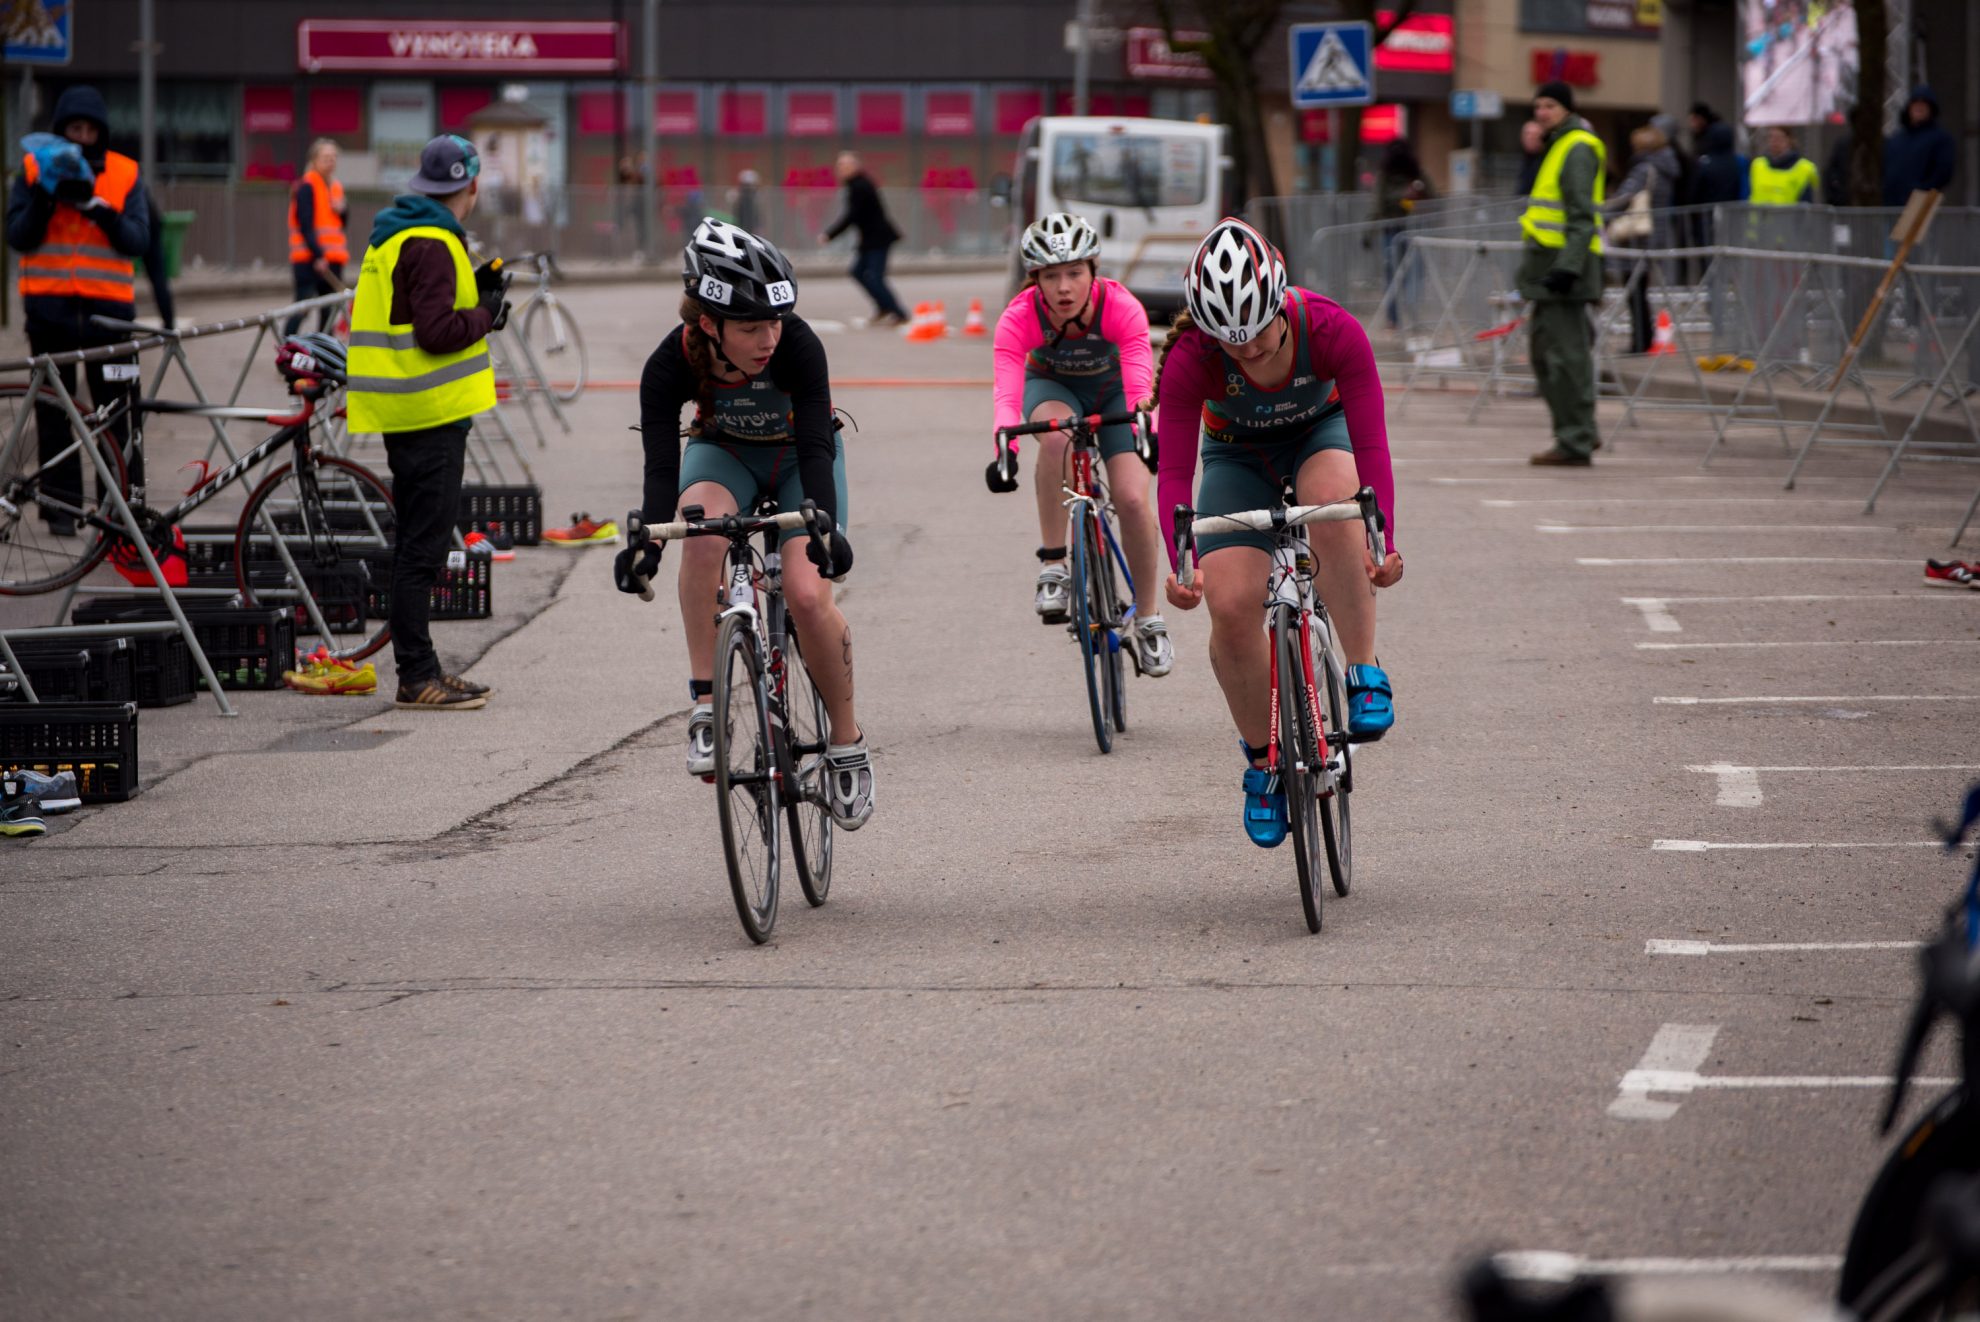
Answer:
[
  {"left": 1020, "top": 212, "right": 1102, "bottom": 271},
  {"left": 682, "top": 217, "right": 799, "bottom": 321},
  {"left": 1183, "top": 217, "right": 1288, "bottom": 347},
  {"left": 274, "top": 331, "right": 347, "bottom": 390}
]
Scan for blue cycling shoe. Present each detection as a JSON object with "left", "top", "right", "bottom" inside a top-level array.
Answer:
[
  {"left": 1345, "top": 664, "right": 1394, "bottom": 742},
  {"left": 1241, "top": 764, "right": 1287, "bottom": 849}
]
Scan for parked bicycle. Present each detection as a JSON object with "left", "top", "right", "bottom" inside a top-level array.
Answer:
[
  {"left": 509, "top": 251, "right": 588, "bottom": 404},
  {"left": 623, "top": 498, "right": 836, "bottom": 944},
  {"left": 990, "top": 409, "right": 1148, "bottom": 754},
  {"left": 0, "top": 332, "right": 397, "bottom": 660},
  {"left": 1173, "top": 485, "right": 1384, "bottom": 932}
]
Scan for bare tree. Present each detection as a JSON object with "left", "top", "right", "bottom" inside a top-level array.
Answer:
[{"left": 1847, "top": 0, "right": 1886, "bottom": 206}]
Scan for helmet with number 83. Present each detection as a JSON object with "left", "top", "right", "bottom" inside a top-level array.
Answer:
[
  {"left": 274, "top": 331, "right": 347, "bottom": 393},
  {"left": 1183, "top": 217, "right": 1288, "bottom": 347},
  {"left": 682, "top": 217, "right": 799, "bottom": 321},
  {"left": 1020, "top": 212, "right": 1102, "bottom": 271}
]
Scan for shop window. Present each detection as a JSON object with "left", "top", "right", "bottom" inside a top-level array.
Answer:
[
  {"left": 923, "top": 89, "right": 976, "bottom": 137},
  {"left": 310, "top": 86, "right": 363, "bottom": 137},
  {"left": 856, "top": 89, "right": 906, "bottom": 136},
  {"left": 785, "top": 88, "right": 838, "bottom": 138},
  {"left": 577, "top": 89, "right": 623, "bottom": 136},
  {"left": 438, "top": 86, "right": 494, "bottom": 132},
  {"left": 994, "top": 89, "right": 1043, "bottom": 136},
  {"left": 656, "top": 89, "right": 700, "bottom": 135},
  {"left": 718, "top": 89, "right": 768, "bottom": 136}
]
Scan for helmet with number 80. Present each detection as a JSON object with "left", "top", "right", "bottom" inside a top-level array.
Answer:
[
  {"left": 682, "top": 217, "right": 800, "bottom": 321},
  {"left": 1020, "top": 211, "right": 1102, "bottom": 272},
  {"left": 1183, "top": 217, "right": 1288, "bottom": 347}
]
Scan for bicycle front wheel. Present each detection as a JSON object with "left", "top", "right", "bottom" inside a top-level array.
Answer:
[
  {"left": 1070, "top": 503, "right": 1112, "bottom": 754},
  {"left": 1278, "top": 616, "right": 1325, "bottom": 933},
  {"left": 234, "top": 455, "right": 396, "bottom": 662},
  {"left": 1099, "top": 515, "right": 1128, "bottom": 734},
  {"left": 1319, "top": 642, "right": 1353, "bottom": 898},
  {"left": 0, "top": 408, "right": 128, "bottom": 595},
  {"left": 521, "top": 297, "right": 588, "bottom": 403},
  {"left": 781, "top": 630, "right": 833, "bottom": 907},
  {"left": 714, "top": 614, "right": 781, "bottom": 943}
]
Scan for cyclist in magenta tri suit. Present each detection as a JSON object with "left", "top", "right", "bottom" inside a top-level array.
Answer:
[
  {"left": 990, "top": 212, "right": 1173, "bottom": 678},
  {"left": 1156, "top": 218, "right": 1403, "bottom": 847}
]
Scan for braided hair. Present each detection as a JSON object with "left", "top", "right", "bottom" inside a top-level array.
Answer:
[
  {"left": 1152, "top": 308, "right": 1197, "bottom": 404},
  {"left": 678, "top": 292, "right": 720, "bottom": 434}
]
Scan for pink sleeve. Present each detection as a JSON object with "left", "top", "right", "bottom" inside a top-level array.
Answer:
[
  {"left": 1099, "top": 280, "right": 1155, "bottom": 406},
  {"left": 1306, "top": 295, "right": 1398, "bottom": 556},
  {"left": 991, "top": 291, "right": 1044, "bottom": 435},
  {"left": 1155, "top": 333, "right": 1218, "bottom": 571}
]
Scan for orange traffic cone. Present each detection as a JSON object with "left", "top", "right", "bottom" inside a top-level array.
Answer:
[
  {"left": 962, "top": 297, "right": 987, "bottom": 337},
  {"left": 902, "top": 301, "right": 931, "bottom": 341},
  {"left": 906, "top": 300, "right": 950, "bottom": 343},
  {"left": 1648, "top": 309, "right": 1677, "bottom": 356}
]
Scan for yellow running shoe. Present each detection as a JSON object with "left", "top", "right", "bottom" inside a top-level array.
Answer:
[
  {"left": 283, "top": 660, "right": 378, "bottom": 696},
  {"left": 543, "top": 512, "right": 621, "bottom": 546}
]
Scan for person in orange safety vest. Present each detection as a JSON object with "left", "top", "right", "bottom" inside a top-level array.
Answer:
[
  {"left": 5, "top": 85, "right": 152, "bottom": 532},
  {"left": 285, "top": 138, "right": 350, "bottom": 335}
]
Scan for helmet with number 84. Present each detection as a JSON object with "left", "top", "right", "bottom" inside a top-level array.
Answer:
[
  {"left": 1183, "top": 217, "right": 1288, "bottom": 347},
  {"left": 1020, "top": 212, "right": 1102, "bottom": 271},
  {"left": 682, "top": 217, "right": 799, "bottom": 321}
]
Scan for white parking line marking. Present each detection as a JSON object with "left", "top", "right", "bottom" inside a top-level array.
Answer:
[
  {"left": 1639, "top": 639, "right": 1978, "bottom": 650},
  {"left": 1580, "top": 557, "right": 1917, "bottom": 566},
  {"left": 1654, "top": 838, "right": 1943, "bottom": 851},
  {"left": 1621, "top": 594, "right": 1966, "bottom": 634},
  {"left": 1541, "top": 523, "right": 1892, "bottom": 534},
  {"left": 1623, "top": 598, "right": 1684, "bottom": 632},
  {"left": 1657, "top": 694, "right": 1980, "bottom": 705},
  {"left": 1686, "top": 762, "right": 1980, "bottom": 809},
  {"left": 1609, "top": 1024, "right": 1717, "bottom": 1120},
  {"left": 1646, "top": 938, "right": 1922, "bottom": 955}
]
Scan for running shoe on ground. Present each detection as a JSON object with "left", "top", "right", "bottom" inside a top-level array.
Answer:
[
  {"left": 1130, "top": 614, "right": 1174, "bottom": 677},
  {"left": 1241, "top": 764, "right": 1286, "bottom": 849},
  {"left": 1925, "top": 559, "right": 1978, "bottom": 590},
  {"left": 394, "top": 677, "right": 487, "bottom": 710},
  {"left": 544, "top": 512, "right": 621, "bottom": 547},
  {"left": 1345, "top": 663, "right": 1394, "bottom": 741},
  {"left": 686, "top": 704, "right": 716, "bottom": 777},
  {"left": 1035, "top": 562, "right": 1071, "bottom": 622},
  {"left": 9, "top": 769, "right": 78, "bottom": 813},
  {"left": 1, "top": 783, "right": 47, "bottom": 838},
  {"left": 825, "top": 735, "right": 876, "bottom": 830},
  {"left": 463, "top": 531, "right": 515, "bottom": 562},
  {"left": 283, "top": 657, "right": 378, "bottom": 695}
]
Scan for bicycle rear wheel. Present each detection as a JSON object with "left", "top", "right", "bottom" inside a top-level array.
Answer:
[
  {"left": 0, "top": 404, "right": 128, "bottom": 595},
  {"left": 1278, "top": 616, "right": 1325, "bottom": 933},
  {"left": 781, "top": 630, "right": 833, "bottom": 907},
  {"left": 714, "top": 613, "right": 781, "bottom": 943},
  {"left": 521, "top": 297, "right": 588, "bottom": 403},
  {"left": 1069, "top": 503, "right": 1112, "bottom": 754},
  {"left": 233, "top": 455, "right": 396, "bottom": 662},
  {"left": 1318, "top": 641, "right": 1353, "bottom": 898}
]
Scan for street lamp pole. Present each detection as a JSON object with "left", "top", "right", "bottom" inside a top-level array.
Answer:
[
  {"left": 138, "top": 0, "right": 157, "bottom": 181},
  {"left": 1073, "top": 0, "right": 1094, "bottom": 116},
  {"left": 640, "top": 0, "right": 660, "bottom": 263}
]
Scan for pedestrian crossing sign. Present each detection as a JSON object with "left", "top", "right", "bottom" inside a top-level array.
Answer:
[{"left": 1289, "top": 22, "right": 1374, "bottom": 108}]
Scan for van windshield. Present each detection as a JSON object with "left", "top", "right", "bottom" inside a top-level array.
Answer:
[{"left": 1050, "top": 133, "right": 1208, "bottom": 209}]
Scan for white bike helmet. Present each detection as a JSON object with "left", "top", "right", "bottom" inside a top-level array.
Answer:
[
  {"left": 1183, "top": 217, "right": 1288, "bottom": 346},
  {"left": 1020, "top": 212, "right": 1102, "bottom": 271}
]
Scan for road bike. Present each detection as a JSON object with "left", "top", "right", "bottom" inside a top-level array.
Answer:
[
  {"left": 0, "top": 370, "right": 396, "bottom": 660},
  {"left": 1173, "top": 485, "right": 1384, "bottom": 933},
  {"left": 991, "top": 410, "right": 1146, "bottom": 754},
  {"left": 510, "top": 252, "right": 588, "bottom": 404},
  {"left": 624, "top": 498, "right": 836, "bottom": 944}
]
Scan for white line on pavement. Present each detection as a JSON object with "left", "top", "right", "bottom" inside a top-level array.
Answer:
[
  {"left": 1646, "top": 938, "right": 1923, "bottom": 955},
  {"left": 1654, "top": 838, "right": 1944, "bottom": 851},
  {"left": 1685, "top": 762, "right": 1980, "bottom": 808},
  {"left": 1623, "top": 598, "right": 1684, "bottom": 632},
  {"left": 1656, "top": 694, "right": 1980, "bottom": 705},
  {"left": 1541, "top": 523, "right": 1892, "bottom": 534},
  {"left": 1620, "top": 593, "right": 1965, "bottom": 634},
  {"left": 1486, "top": 496, "right": 1964, "bottom": 507},
  {"left": 1494, "top": 1251, "right": 1845, "bottom": 1277},
  {"left": 1609, "top": 1024, "right": 1717, "bottom": 1120},
  {"left": 1580, "top": 557, "right": 1918, "bottom": 566},
  {"left": 1639, "top": 639, "right": 1978, "bottom": 650}
]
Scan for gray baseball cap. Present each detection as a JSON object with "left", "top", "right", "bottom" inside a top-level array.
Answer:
[{"left": 408, "top": 134, "right": 481, "bottom": 196}]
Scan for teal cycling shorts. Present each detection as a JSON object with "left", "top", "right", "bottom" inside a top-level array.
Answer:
[
  {"left": 1194, "top": 406, "right": 1353, "bottom": 559},
  {"left": 1020, "top": 375, "right": 1137, "bottom": 461},
  {"left": 677, "top": 433, "right": 848, "bottom": 543}
]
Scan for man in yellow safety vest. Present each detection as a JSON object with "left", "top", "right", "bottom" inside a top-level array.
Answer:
[
  {"left": 346, "top": 134, "right": 510, "bottom": 711},
  {"left": 1749, "top": 126, "right": 1819, "bottom": 206},
  {"left": 1518, "top": 80, "right": 1607, "bottom": 466}
]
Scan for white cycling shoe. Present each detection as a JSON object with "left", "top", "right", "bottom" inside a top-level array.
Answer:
[
  {"left": 686, "top": 705, "right": 715, "bottom": 777},
  {"left": 1034, "top": 563, "right": 1071, "bottom": 623},
  {"left": 1131, "top": 615, "right": 1174, "bottom": 677},
  {"left": 824, "top": 735, "right": 876, "bottom": 830}
]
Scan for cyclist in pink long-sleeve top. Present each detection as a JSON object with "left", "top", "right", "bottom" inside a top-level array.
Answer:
[
  {"left": 1154, "top": 219, "right": 1403, "bottom": 844},
  {"left": 989, "top": 212, "right": 1172, "bottom": 679}
]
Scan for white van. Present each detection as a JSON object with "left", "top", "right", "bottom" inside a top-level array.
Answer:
[{"left": 1008, "top": 115, "right": 1232, "bottom": 313}]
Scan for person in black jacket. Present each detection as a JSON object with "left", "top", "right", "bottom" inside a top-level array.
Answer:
[
  {"left": 821, "top": 152, "right": 909, "bottom": 327},
  {"left": 1884, "top": 87, "right": 1956, "bottom": 205}
]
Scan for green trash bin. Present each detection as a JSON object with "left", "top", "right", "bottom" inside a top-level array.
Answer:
[{"left": 134, "top": 211, "right": 194, "bottom": 280}]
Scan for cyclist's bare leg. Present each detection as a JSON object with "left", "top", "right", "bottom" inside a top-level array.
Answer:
[
  {"left": 781, "top": 551, "right": 860, "bottom": 745},
  {"left": 1201, "top": 544, "right": 1275, "bottom": 749},
  {"left": 1027, "top": 401, "right": 1074, "bottom": 547},
  {"left": 676, "top": 480, "right": 740, "bottom": 682},
  {"left": 1103, "top": 451, "right": 1162, "bottom": 616},
  {"left": 1295, "top": 449, "right": 1377, "bottom": 665}
]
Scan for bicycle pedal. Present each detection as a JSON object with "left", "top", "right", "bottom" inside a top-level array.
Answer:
[
  {"left": 699, "top": 774, "right": 716, "bottom": 785},
  {"left": 1347, "top": 728, "right": 1386, "bottom": 745}
]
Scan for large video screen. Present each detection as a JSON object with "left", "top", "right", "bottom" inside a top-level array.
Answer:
[{"left": 1741, "top": 0, "right": 1859, "bottom": 126}]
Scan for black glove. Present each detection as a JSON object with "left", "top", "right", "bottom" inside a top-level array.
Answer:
[
  {"left": 985, "top": 449, "right": 1019, "bottom": 493},
  {"left": 807, "top": 528, "right": 853, "bottom": 579},
  {"left": 472, "top": 258, "right": 510, "bottom": 296},
  {"left": 1542, "top": 267, "right": 1578, "bottom": 296},
  {"left": 613, "top": 537, "right": 662, "bottom": 595},
  {"left": 53, "top": 176, "right": 95, "bottom": 207},
  {"left": 480, "top": 294, "right": 511, "bottom": 332},
  {"left": 1134, "top": 425, "right": 1158, "bottom": 475}
]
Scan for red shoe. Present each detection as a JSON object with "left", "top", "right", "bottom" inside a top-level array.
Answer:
[
  {"left": 1925, "top": 559, "right": 1978, "bottom": 590},
  {"left": 463, "top": 531, "right": 514, "bottom": 562},
  {"left": 107, "top": 524, "right": 190, "bottom": 587}
]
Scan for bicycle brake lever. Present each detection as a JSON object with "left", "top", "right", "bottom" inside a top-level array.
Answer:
[{"left": 1172, "top": 505, "right": 1196, "bottom": 589}]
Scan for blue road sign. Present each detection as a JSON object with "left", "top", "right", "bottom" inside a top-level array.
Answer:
[
  {"left": 4, "top": 1, "right": 74, "bottom": 67},
  {"left": 1289, "top": 22, "right": 1373, "bottom": 110}
]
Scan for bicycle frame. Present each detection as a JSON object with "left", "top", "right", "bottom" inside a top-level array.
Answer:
[
  {"left": 1262, "top": 530, "right": 1342, "bottom": 794},
  {"left": 1062, "top": 434, "right": 1136, "bottom": 633}
]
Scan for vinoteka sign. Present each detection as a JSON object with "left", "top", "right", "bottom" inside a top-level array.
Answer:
[{"left": 298, "top": 20, "right": 623, "bottom": 74}]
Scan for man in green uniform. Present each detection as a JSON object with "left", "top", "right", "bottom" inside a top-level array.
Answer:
[{"left": 1518, "top": 81, "right": 1606, "bottom": 466}]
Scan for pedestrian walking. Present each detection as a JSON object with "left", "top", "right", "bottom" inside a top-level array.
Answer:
[
  {"left": 285, "top": 138, "right": 349, "bottom": 335},
  {"left": 6, "top": 85, "right": 152, "bottom": 530},
  {"left": 1519, "top": 81, "right": 1605, "bottom": 467},
  {"left": 1607, "top": 123, "right": 1680, "bottom": 354},
  {"left": 1883, "top": 87, "right": 1955, "bottom": 204},
  {"left": 345, "top": 135, "right": 507, "bottom": 711},
  {"left": 821, "top": 152, "right": 909, "bottom": 327}
]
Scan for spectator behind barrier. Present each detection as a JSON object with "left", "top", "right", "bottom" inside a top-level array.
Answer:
[{"left": 1884, "top": 87, "right": 1956, "bottom": 206}]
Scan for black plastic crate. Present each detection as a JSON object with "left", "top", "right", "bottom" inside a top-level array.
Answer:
[
  {"left": 360, "top": 550, "right": 494, "bottom": 621},
  {"left": 457, "top": 483, "right": 541, "bottom": 546},
  {"left": 0, "top": 701, "right": 140, "bottom": 802},
  {"left": 2, "top": 636, "right": 136, "bottom": 704},
  {"left": 179, "top": 525, "right": 238, "bottom": 574},
  {"left": 188, "top": 561, "right": 372, "bottom": 637},
  {"left": 72, "top": 601, "right": 294, "bottom": 692}
]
